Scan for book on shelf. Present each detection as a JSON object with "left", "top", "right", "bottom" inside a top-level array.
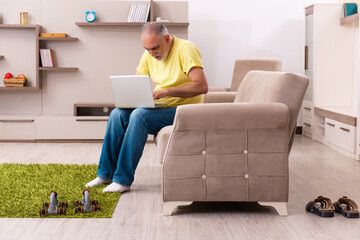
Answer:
[
  {"left": 39, "top": 49, "right": 55, "bottom": 68},
  {"left": 343, "top": 3, "right": 358, "bottom": 17},
  {"left": 127, "top": 3, "right": 150, "bottom": 23}
]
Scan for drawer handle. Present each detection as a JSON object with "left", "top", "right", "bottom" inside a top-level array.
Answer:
[
  {"left": 340, "top": 127, "right": 350, "bottom": 132},
  {"left": 0, "top": 119, "right": 34, "bottom": 123},
  {"left": 326, "top": 122, "right": 335, "bottom": 127},
  {"left": 304, "top": 107, "right": 311, "bottom": 111},
  {"left": 304, "top": 123, "right": 311, "bottom": 127},
  {"left": 305, "top": 45, "right": 308, "bottom": 70}
]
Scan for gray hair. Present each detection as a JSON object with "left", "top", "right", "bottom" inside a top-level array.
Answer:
[{"left": 141, "top": 22, "right": 169, "bottom": 37}]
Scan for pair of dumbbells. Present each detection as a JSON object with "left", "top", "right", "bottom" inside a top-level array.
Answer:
[{"left": 39, "top": 190, "right": 100, "bottom": 216}]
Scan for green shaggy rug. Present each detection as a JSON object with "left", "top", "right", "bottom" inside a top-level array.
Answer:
[{"left": 0, "top": 163, "right": 120, "bottom": 218}]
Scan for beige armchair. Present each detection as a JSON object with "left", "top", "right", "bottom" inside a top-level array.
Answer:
[
  {"left": 159, "top": 71, "right": 308, "bottom": 216},
  {"left": 154, "top": 60, "right": 282, "bottom": 161},
  {"left": 209, "top": 59, "right": 282, "bottom": 92}
]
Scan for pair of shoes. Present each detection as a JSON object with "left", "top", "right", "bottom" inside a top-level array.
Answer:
[
  {"left": 306, "top": 196, "right": 359, "bottom": 218},
  {"left": 306, "top": 196, "right": 335, "bottom": 217},
  {"left": 333, "top": 196, "right": 360, "bottom": 218}
]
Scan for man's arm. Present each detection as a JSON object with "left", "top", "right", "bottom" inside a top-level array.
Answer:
[{"left": 152, "top": 67, "right": 208, "bottom": 100}]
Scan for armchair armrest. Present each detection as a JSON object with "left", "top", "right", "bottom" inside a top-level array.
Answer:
[
  {"left": 204, "top": 92, "right": 236, "bottom": 103},
  {"left": 208, "top": 87, "right": 230, "bottom": 92},
  {"left": 174, "top": 102, "right": 290, "bottom": 130}
]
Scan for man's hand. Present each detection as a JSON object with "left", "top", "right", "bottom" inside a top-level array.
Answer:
[{"left": 153, "top": 89, "right": 170, "bottom": 100}]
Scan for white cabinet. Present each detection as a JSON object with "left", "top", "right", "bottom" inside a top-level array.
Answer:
[
  {"left": 325, "top": 118, "right": 356, "bottom": 153},
  {"left": 36, "top": 116, "right": 108, "bottom": 140},
  {"left": 304, "top": 4, "right": 355, "bottom": 131},
  {"left": 315, "top": 106, "right": 357, "bottom": 158},
  {"left": 0, "top": 116, "right": 36, "bottom": 141},
  {"left": 304, "top": 4, "right": 359, "bottom": 160}
]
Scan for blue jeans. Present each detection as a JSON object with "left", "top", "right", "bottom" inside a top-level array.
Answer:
[{"left": 97, "top": 107, "right": 177, "bottom": 186}]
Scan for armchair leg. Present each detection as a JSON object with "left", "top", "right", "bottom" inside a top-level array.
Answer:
[
  {"left": 163, "top": 201, "right": 193, "bottom": 216},
  {"left": 258, "top": 202, "right": 288, "bottom": 216}
]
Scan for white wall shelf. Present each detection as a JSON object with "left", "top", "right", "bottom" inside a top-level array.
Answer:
[
  {"left": 0, "top": 24, "right": 78, "bottom": 90},
  {"left": 38, "top": 67, "right": 78, "bottom": 71},
  {"left": 0, "top": 87, "right": 38, "bottom": 91},
  {"left": 340, "top": 13, "right": 359, "bottom": 25},
  {"left": 75, "top": 22, "right": 189, "bottom": 27},
  {"left": 39, "top": 37, "right": 78, "bottom": 41},
  {"left": 0, "top": 24, "right": 41, "bottom": 89}
]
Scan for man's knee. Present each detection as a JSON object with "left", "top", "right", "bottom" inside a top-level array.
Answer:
[
  {"left": 109, "top": 108, "right": 131, "bottom": 124},
  {"left": 109, "top": 108, "right": 122, "bottom": 121},
  {"left": 130, "top": 108, "right": 148, "bottom": 123}
]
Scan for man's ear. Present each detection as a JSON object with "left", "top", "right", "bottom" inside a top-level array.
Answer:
[{"left": 165, "top": 34, "right": 171, "bottom": 43}]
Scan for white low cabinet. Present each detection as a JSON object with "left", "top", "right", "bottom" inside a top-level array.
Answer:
[
  {"left": 0, "top": 116, "right": 36, "bottom": 141},
  {"left": 325, "top": 118, "right": 356, "bottom": 154},
  {"left": 36, "top": 116, "right": 108, "bottom": 140}
]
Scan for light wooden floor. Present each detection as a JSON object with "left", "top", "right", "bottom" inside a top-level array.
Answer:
[{"left": 0, "top": 136, "right": 360, "bottom": 240}]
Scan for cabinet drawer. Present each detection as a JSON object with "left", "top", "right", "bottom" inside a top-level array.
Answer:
[
  {"left": 325, "top": 118, "right": 355, "bottom": 153},
  {"left": 302, "top": 101, "right": 313, "bottom": 118},
  {"left": 302, "top": 115, "right": 312, "bottom": 137},
  {"left": 302, "top": 124, "right": 312, "bottom": 137},
  {"left": 0, "top": 118, "right": 36, "bottom": 140},
  {"left": 303, "top": 107, "right": 313, "bottom": 118},
  {"left": 337, "top": 121, "right": 355, "bottom": 153},
  {"left": 325, "top": 119, "right": 338, "bottom": 145},
  {"left": 303, "top": 114, "right": 312, "bottom": 126},
  {"left": 36, "top": 116, "right": 108, "bottom": 140}
]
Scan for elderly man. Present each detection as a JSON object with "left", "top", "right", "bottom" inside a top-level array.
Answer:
[{"left": 86, "top": 22, "right": 208, "bottom": 192}]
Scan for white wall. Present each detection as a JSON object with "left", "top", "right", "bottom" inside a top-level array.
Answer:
[{"left": 185, "top": 0, "right": 338, "bottom": 87}]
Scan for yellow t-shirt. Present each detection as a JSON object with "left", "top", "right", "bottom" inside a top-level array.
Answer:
[{"left": 136, "top": 37, "right": 204, "bottom": 107}]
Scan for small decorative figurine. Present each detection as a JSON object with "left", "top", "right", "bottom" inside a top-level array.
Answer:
[{"left": 85, "top": 11, "right": 96, "bottom": 22}]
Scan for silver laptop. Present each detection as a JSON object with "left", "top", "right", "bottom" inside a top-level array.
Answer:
[{"left": 109, "top": 75, "right": 165, "bottom": 108}]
